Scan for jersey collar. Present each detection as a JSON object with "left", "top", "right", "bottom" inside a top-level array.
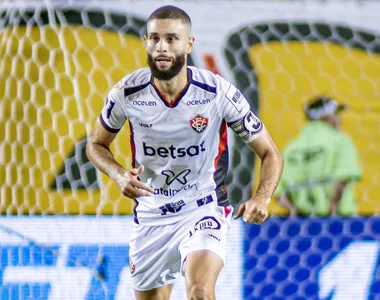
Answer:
[{"left": 150, "top": 67, "right": 193, "bottom": 108}]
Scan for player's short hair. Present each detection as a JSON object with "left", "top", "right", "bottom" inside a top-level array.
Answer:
[{"left": 148, "top": 5, "right": 192, "bottom": 27}]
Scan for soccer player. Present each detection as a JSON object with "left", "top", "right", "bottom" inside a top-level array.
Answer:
[
  {"left": 86, "top": 5, "right": 283, "bottom": 300},
  {"left": 274, "top": 95, "right": 361, "bottom": 216}
]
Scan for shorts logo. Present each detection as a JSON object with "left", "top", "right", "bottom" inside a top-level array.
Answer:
[
  {"left": 162, "top": 169, "right": 191, "bottom": 185},
  {"left": 159, "top": 200, "right": 186, "bottom": 215},
  {"left": 189, "top": 216, "right": 221, "bottom": 237},
  {"left": 243, "top": 111, "right": 263, "bottom": 134},
  {"left": 129, "top": 256, "right": 135, "bottom": 274},
  {"left": 190, "top": 115, "right": 208, "bottom": 133},
  {"left": 196, "top": 196, "right": 213, "bottom": 207}
]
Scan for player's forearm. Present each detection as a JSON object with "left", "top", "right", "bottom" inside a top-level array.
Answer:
[
  {"left": 254, "top": 149, "right": 284, "bottom": 204},
  {"left": 86, "top": 142, "right": 127, "bottom": 181}
]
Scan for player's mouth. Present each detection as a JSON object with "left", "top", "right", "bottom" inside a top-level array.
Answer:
[{"left": 155, "top": 56, "right": 172, "bottom": 68}]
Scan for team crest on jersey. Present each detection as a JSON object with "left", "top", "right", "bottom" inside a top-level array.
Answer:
[{"left": 190, "top": 115, "right": 208, "bottom": 133}]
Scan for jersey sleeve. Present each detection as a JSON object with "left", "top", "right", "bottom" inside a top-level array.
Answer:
[
  {"left": 217, "top": 75, "right": 264, "bottom": 143},
  {"left": 99, "top": 83, "right": 127, "bottom": 133},
  {"left": 333, "top": 134, "right": 362, "bottom": 181}
]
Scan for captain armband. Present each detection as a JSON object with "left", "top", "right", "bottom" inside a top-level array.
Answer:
[{"left": 229, "top": 111, "right": 264, "bottom": 143}]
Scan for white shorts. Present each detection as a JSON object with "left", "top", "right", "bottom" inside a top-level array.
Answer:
[{"left": 128, "top": 201, "right": 233, "bottom": 291}]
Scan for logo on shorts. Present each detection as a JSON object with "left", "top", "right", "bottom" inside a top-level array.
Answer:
[
  {"left": 190, "top": 115, "right": 208, "bottom": 133},
  {"left": 159, "top": 199, "right": 186, "bottom": 215},
  {"left": 189, "top": 216, "right": 221, "bottom": 237},
  {"left": 129, "top": 256, "right": 135, "bottom": 274}
]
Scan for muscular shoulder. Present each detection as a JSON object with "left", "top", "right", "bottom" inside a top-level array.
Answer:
[
  {"left": 109, "top": 68, "right": 151, "bottom": 99},
  {"left": 189, "top": 67, "right": 231, "bottom": 91}
]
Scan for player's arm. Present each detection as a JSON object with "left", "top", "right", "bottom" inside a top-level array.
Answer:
[
  {"left": 234, "top": 127, "right": 284, "bottom": 224},
  {"left": 218, "top": 79, "right": 283, "bottom": 224},
  {"left": 86, "top": 90, "right": 153, "bottom": 198},
  {"left": 87, "top": 121, "right": 153, "bottom": 198}
]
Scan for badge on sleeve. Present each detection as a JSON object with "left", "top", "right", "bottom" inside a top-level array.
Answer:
[
  {"left": 225, "top": 84, "right": 243, "bottom": 112},
  {"left": 243, "top": 111, "right": 263, "bottom": 134}
]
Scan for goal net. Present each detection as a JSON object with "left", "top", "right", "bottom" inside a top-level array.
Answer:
[
  {"left": 0, "top": 0, "right": 379, "bottom": 299},
  {"left": 1, "top": 2, "right": 379, "bottom": 216}
]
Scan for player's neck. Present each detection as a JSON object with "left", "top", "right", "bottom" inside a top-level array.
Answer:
[{"left": 153, "top": 67, "right": 189, "bottom": 103}]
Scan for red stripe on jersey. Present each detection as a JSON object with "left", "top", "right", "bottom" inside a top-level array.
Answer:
[
  {"left": 224, "top": 206, "right": 232, "bottom": 218},
  {"left": 151, "top": 69, "right": 192, "bottom": 108},
  {"left": 151, "top": 80, "right": 190, "bottom": 108},
  {"left": 129, "top": 120, "right": 136, "bottom": 168},
  {"left": 214, "top": 121, "right": 228, "bottom": 169}
]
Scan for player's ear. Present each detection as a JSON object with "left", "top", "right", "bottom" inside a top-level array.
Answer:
[
  {"left": 143, "top": 34, "right": 148, "bottom": 49},
  {"left": 186, "top": 36, "right": 195, "bottom": 54}
]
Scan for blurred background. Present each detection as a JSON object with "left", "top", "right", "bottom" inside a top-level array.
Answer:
[{"left": 0, "top": 0, "right": 379, "bottom": 299}]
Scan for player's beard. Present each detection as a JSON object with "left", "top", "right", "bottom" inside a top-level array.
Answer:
[{"left": 148, "top": 53, "right": 186, "bottom": 81}]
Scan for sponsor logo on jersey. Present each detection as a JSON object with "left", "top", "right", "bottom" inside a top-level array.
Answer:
[
  {"left": 159, "top": 199, "right": 186, "bottom": 215},
  {"left": 153, "top": 184, "right": 196, "bottom": 197},
  {"left": 139, "top": 122, "right": 152, "bottom": 128},
  {"left": 243, "top": 111, "right": 263, "bottom": 134},
  {"left": 190, "top": 115, "right": 208, "bottom": 133},
  {"left": 154, "top": 169, "right": 194, "bottom": 198},
  {"left": 232, "top": 90, "right": 242, "bottom": 104},
  {"left": 226, "top": 84, "right": 243, "bottom": 112},
  {"left": 132, "top": 100, "right": 157, "bottom": 106},
  {"left": 186, "top": 99, "right": 211, "bottom": 105},
  {"left": 161, "top": 169, "right": 191, "bottom": 185},
  {"left": 143, "top": 141, "right": 206, "bottom": 159},
  {"left": 189, "top": 216, "right": 221, "bottom": 237}
]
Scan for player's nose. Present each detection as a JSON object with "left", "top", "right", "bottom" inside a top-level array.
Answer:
[{"left": 156, "top": 39, "right": 168, "bottom": 52}]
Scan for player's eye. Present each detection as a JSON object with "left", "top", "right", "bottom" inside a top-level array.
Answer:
[
  {"left": 167, "top": 37, "right": 178, "bottom": 43},
  {"left": 150, "top": 36, "right": 159, "bottom": 42}
]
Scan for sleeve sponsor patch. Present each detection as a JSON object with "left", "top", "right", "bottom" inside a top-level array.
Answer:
[
  {"left": 225, "top": 84, "right": 243, "bottom": 112},
  {"left": 229, "top": 111, "right": 263, "bottom": 142}
]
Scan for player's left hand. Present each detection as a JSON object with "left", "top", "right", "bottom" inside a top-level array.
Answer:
[{"left": 234, "top": 198, "right": 269, "bottom": 224}]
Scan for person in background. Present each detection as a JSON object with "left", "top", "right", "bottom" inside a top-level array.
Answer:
[{"left": 274, "top": 95, "right": 361, "bottom": 216}]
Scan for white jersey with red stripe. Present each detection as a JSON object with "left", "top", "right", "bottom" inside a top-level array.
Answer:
[{"left": 100, "top": 66, "right": 264, "bottom": 225}]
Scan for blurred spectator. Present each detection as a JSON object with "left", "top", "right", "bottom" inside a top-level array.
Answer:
[{"left": 274, "top": 95, "right": 361, "bottom": 216}]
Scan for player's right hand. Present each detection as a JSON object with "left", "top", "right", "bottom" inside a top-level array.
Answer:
[{"left": 114, "top": 165, "right": 154, "bottom": 199}]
